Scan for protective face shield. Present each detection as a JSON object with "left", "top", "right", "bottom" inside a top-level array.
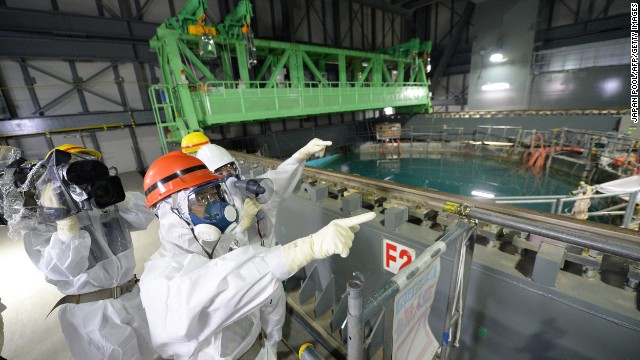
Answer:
[
  {"left": 215, "top": 162, "right": 241, "bottom": 180},
  {"left": 187, "top": 180, "right": 238, "bottom": 234}
]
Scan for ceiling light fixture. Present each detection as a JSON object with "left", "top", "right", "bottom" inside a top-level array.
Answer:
[
  {"left": 489, "top": 53, "right": 507, "bottom": 63},
  {"left": 481, "top": 82, "right": 510, "bottom": 91}
]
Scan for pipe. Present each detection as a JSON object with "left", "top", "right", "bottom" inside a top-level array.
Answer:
[
  {"left": 347, "top": 280, "right": 364, "bottom": 360},
  {"left": 361, "top": 221, "right": 471, "bottom": 323},
  {"left": 467, "top": 208, "right": 640, "bottom": 261},
  {"left": 299, "top": 343, "right": 325, "bottom": 360},
  {"left": 623, "top": 191, "right": 639, "bottom": 228}
]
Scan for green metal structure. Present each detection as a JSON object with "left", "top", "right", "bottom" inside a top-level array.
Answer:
[{"left": 149, "top": 0, "right": 432, "bottom": 153}]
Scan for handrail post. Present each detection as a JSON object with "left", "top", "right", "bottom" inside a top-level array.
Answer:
[
  {"left": 440, "top": 222, "right": 476, "bottom": 360},
  {"left": 347, "top": 279, "right": 364, "bottom": 360},
  {"left": 553, "top": 198, "right": 561, "bottom": 214},
  {"left": 622, "top": 190, "right": 639, "bottom": 228}
]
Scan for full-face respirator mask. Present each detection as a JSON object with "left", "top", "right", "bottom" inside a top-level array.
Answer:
[{"left": 187, "top": 180, "right": 238, "bottom": 235}]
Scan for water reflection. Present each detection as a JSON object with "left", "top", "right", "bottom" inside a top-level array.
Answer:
[{"left": 316, "top": 153, "right": 576, "bottom": 211}]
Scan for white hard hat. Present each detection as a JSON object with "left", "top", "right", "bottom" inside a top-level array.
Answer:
[{"left": 196, "top": 144, "right": 238, "bottom": 175}]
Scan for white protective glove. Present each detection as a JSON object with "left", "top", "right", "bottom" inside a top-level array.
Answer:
[
  {"left": 40, "top": 183, "right": 79, "bottom": 239},
  {"left": 238, "top": 198, "right": 262, "bottom": 232},
  {"left": 293, "top": 138, "right": 333, "bottom": 162},
  {"left": 281, "top": 212, "right": 376, "bottom": 274}
]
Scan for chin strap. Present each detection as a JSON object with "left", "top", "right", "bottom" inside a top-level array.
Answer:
[{"left": 170, "top": 194, "right": 216, "bottom": 259}]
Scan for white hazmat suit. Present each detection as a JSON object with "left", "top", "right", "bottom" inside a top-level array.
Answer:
[
  {"left": 139, "top": 151, "right": 374, "bottom": 360},
  {"left": 195, "top": 138, "right": 332, "bottom": 348},
  {"left": 8, "top": 150, "right": 156, "bottom": 360}
]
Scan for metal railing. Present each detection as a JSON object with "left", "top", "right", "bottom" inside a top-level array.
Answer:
[
  {"left": 347, "top": 221, "right": 476, "bottom": 360},
  {"left": 236, "top": 151, "right": 640, "bottom": 360},
  {"left": 358, "top": 125, "right": 637, "bottom": 152},
  {"left": 489, "top": 189, "right": 640, "bottom": 229},
  {"left": 465, "top": 207, "right": 640, "bottom": 261}
]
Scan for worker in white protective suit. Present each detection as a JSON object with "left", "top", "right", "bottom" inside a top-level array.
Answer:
[
  {"left": 193, "top": 136, "right": 332, "bottom": 351},
  {"left": 0, "top": 298, "right": 6, "bottom": 360},
  {"left": 12, "top": 145, "right": 156, "bottom": 360},
  {"left": 140, "top": 151, "right": 375, "bottom": 360},
  {"left": 194, "top": 137, "right": 332, "bottom": 248}
]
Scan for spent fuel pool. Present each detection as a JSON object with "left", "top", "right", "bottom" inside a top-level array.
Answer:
[{"left": 308, "top": 153, "right": 579, "bottom": 212}]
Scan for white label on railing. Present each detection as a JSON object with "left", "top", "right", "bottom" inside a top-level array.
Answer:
[
  {"left": 383, "top": 238, "right": 416, "bottom": 274},
  {"left": 393, "top": 257, "right": 440, "bottom": 360}
]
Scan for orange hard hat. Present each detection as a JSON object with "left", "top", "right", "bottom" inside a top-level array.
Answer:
[{"left": 143, "top": 151, "right": 222, "bottom": 208}]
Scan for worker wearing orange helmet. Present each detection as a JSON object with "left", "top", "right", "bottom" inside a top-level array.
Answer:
[
  {"left": 184, "top": 132, "right": 333, "bottom": 352},
  {"left": 139, "top": 151, "right": 375, "bottom": 360}
]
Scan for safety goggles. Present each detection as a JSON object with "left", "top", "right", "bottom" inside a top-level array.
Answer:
[
  {"left": 214, "top": 162, "right": 240, "bottom": 179},
  {"left": 187, "top": 181, "right": 228, "bottom": 220}
]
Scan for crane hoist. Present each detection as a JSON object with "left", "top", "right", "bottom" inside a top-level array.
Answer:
[{"left": 149, "top": 0, "right": 432, "bottom": 153}]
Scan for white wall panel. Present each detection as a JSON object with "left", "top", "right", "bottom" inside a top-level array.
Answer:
[
  {"left": 77, "top": 61, "right": 123, "bottom": 112},
  {"left": 111, "top": 62, "right": 149, "bottom": 110},
  {"left": 118, "top": 62, "right": 145, "bottom": 110},
  {"left": 134, "top": 125, "right": 163, "bottom": 166},
  {"left": 49, "top": 132, "right": 84, "bottom": 151},
  {"left": 6, "top": 136, "right": 48, "bottom": 161},
  {"left": 0, "top": 60, "right": 33, "bottom": 118},
  {"left": 27, "top": 60, "right": 83, "bottom": 116},
  {"left": 95, "top": 128, "right": 138, "bottom": 172}
]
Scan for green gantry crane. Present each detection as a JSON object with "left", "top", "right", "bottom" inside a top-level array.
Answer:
[{"left": 149, "top": 0, "right": 432, "bottom": 153}]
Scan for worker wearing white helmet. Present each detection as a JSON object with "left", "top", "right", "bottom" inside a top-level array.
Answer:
[{"left": 194, "top": 136, "right": 332, "bottom": 351}]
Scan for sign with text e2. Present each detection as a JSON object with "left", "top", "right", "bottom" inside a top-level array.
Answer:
[{"left": 383, "top": 238, "right": 416, "bottom": 274}]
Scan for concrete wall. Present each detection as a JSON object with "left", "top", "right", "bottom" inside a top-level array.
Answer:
[
  {"left": 4, "top": 124, "right": 163, "bottom": 174},
  {"left": 467, "top": 0, "right": 630, "bottom": 111},
  {"left": 467, "top": 0, "right": 538, "bottom": 110},
  {"left": 406, "top": 113, "right": 620, "bottom": 135},
  {"left": 530, "top": 65, "right": 630, "bottom": 110}
]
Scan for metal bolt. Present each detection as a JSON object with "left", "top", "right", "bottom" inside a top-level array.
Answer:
[
  {"left": 582, "top": 266, "right": 598, "bottom": 280},
  {"left": 624, "top": 278, "right": 639, "bottom": 292}
]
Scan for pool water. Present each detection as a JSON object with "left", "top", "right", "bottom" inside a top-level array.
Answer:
[{"left": 310, "top": 153, "right": 580, "bottom": 212}]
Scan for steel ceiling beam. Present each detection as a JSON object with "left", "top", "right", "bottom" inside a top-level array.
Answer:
[
  {"left": 0, "top": 110, "right": 156, "bottom": 137},
  {"left": 431, "top": 0, "right": 474, "bottom": 91},
  {"left": 535, "top": 13, "right": 630, "bottom": 51},
  {"left": 400, "top": 0, "right": 438, "bottom": 11},
  {"left": 0, "top": 8, "right": 156, "bottom": 61},
  {"left": 352, "top": 0, "right": 412, "bottom": 18}
]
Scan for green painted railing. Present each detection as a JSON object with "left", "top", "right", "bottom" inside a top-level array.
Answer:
[{"left": 188, "top": 81, "right": 430, "bottom": 124}]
